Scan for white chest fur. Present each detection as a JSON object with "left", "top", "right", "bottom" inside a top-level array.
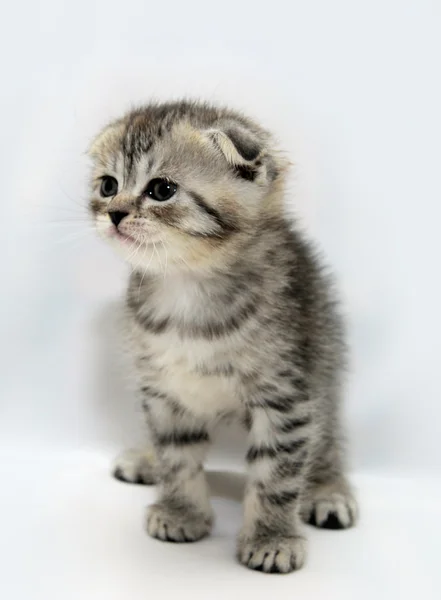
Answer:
[
  {"left": 126, "top": 272, "right": 258, "bottom": 419},
  {"left": 132, "top": 324, "right": 243, "bottom": 419}
]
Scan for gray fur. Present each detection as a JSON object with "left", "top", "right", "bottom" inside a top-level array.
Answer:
[{"left": 88, "top": 100, "right": 358, "bottom": 574}]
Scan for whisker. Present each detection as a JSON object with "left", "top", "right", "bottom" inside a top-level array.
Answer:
[
  {"left": 129, "top": 235, "right": 143, "bottom": 265},
  {"left": 34, "top": 203, "right": 89, "bottom": 215},
  {"left": 126, "top": 233, "right": 144, "bottom": 265},
  {"left": 137, "top": 249, "right": 154, "bottom": 301},
  {"left": 49, "top": 229, "right": 94, "bottom": 246},
  {"left": 30, "top": 220, "right": 94, "bottom": 227},
  {"left": 159, "top": 237, "right": 169, "bottom": 280},
  {"left": 152, "top": 240, "right": 164, "bottom": 277},
  {"left": 125, "top": 241, "right": 139, "bottom": 264},
  {"left": 56, "top": 181, "right": 89, "bottom": 210},
  {"left": 175, "top": 247, "right": 191, "bottom": 270}
]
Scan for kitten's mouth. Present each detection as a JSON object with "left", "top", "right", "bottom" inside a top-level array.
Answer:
[
  {"left": 107, "top": 226, "right": 156, "bottom": 248},
  {"left": 116, "top": 229, "right": 135, "bottom": 243},
  {"left": 107, "top": 227, "right": 138, "bottom": 245}
]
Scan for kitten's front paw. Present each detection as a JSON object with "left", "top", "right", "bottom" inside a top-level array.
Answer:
[
  {"left": 237, "top": 532, "right": 307, "bottom": 574},
  {"left": 146, "top": 503, "right": 212, "bottom": 543},
  {"left": 112, "top": 447, "right": 158, "bottom": 485}
]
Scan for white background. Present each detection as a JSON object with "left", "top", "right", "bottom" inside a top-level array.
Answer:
[{"left": 1, "top": 1, "right": 440, "bottom": 598}]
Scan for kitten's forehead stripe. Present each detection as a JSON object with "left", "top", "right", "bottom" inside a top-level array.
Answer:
[{"left": 122, "top": 113, "right": 154, "bottom": 184}]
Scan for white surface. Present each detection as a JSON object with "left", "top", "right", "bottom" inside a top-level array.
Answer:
[
  {"left": 1, "top": 0, "right": 441, "bottom": 597},
  {"left": 1, "top": 450, "right": 441, "bottom": 600}
]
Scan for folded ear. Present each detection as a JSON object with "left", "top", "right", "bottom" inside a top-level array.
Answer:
[
  {"left": 204, "top": 120, "right": 280, "bottom": 183},
  {"left": 206, "top": 121, "right": 262, "bottom": 165}
]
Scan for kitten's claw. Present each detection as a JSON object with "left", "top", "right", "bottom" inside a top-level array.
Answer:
[
  {"left": 112, "top": 447, "right": 158, "bottom": 485},
  {"left": 237, "top": 533, "right": 307, "bottom": 573},
  {"left": 302, "top": 481, "right": 358, "bottom": 529},
  {"left": 146, "top": 503, "right": 212, "bottom": 542}
]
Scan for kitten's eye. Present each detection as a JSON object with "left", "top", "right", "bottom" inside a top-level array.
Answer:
[
  {"left": 100, "top": 176, "right": 118, "bottom": 197},
  {"left": 146, "top": 178, "right": 178, "bottom": 202}
]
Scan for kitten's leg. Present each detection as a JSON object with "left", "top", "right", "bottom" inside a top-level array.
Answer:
[
  {"left": 302, "top": 435, "right": 358, "bottom": 529},
  {"left": 238, "top": 383, "right": 312, "bottom": 574},
  {"left": 145, "top": 397, "right": 213, "bottom": 543},
  {"left": 112, "top": 447, "right": 159, "bottom": 485}
]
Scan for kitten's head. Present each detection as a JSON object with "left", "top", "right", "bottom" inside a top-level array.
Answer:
[{"left": 88, "top": 101, "right": 287, "bottom": 274}]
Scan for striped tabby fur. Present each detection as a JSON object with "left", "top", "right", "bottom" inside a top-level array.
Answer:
[{"left": 88, "top": 101, "right": 358, "bottom": 574}]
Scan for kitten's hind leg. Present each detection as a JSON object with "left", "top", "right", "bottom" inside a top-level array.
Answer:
[
  {"left": 302, "top": 385, "right": 359, "bottom": 530},
  {"left": 112, "top": 447, "right": 159, "bottom": 485},
  {"left": 302, "top": 439, "right": 358, "bottom": 531},
  {"left": 302, "top": 476, "right": 358, "bottom": 529}
]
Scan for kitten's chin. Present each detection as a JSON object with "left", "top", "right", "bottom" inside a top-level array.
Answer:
[
  {"left": 98, "top": 224, "right": 153, "bottom": 248},
  {"left": 94, "top": 222, "right": 170, "bottom": 273},
  {"left": 110, "top": 238, "right": 151, "bottom": 263},
  {"left": 106, "top": 235, "right": 169, "bottom": 272}
]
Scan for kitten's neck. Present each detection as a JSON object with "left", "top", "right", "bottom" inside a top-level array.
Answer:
[{"left": 127, "top": 214, "right": 292, "bottom": 319}]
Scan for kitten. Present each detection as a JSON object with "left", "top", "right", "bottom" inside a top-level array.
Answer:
[{"left": 88, "top": 101, "right": 358, "bottom": 573}]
